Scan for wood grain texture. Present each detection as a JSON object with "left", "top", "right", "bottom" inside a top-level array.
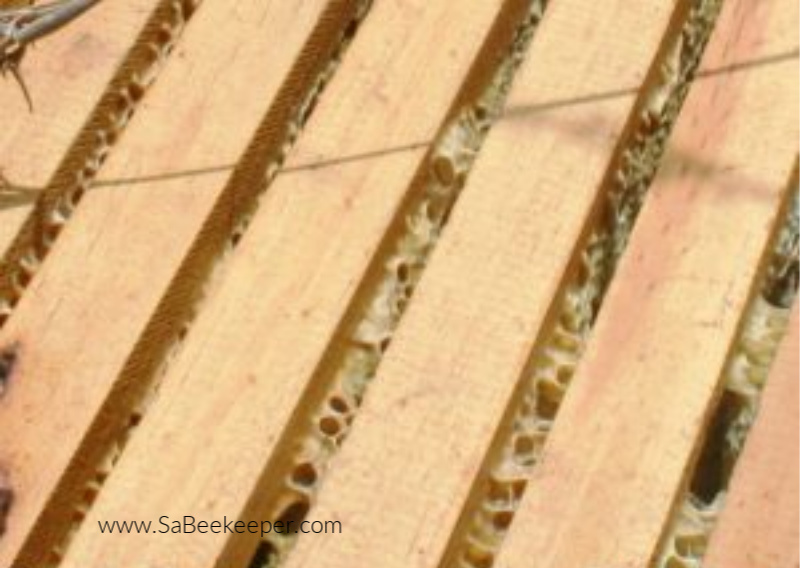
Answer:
[
  {"left": 56, "top": 0, "right": 526, "bottom": 566},
  {"left": 281, "top": 2, "right": 686, "bottom": 568},
  {"left": 705, "top": 306, "right": 799, "bottom": 568},
  {"left": 494, "top": 0, "right": 799, "bottom": 566},
  {"left": 0, "top": 0, "right": 159, "bottom": 251},
  {"left": 0, "top": 1, "right": 345, "bottom": 565}
]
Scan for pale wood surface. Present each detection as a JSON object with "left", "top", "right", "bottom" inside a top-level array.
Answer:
[
  {"left": 57, "top": 0, "right": 526, "bottom": 566},
  {"left": 0, "top": 0, "right": 159, "bottom": 252},
  {"left": 1, "top": 0, "right": 796, "bottom": 566},
  {"left": 705, "top": 306, "right": 799, "bottom": 568},
  {"left": 282, "top": 2, "right": 687, "bottom": 568},
  {"left": 494, "top": 0, "right": 799, "bottom": 566},
  {"left": 0, "top": 0, "right": 344, "bottom": 565}
]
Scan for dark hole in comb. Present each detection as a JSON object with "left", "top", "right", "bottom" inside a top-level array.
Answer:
[
  {"left": 690, "top": 390, "right": 745, "bottom": 505},
  {"left": 248, "top": 539, "right": 278, "bottom": 568},
  {"left": 277, "top": 498, "right": 310, "bottom": 526},
  {"left": 0, "top": 347, "right": 17, "bottom": 395},
  {"left": 0, "top": 469, "right": 13, "bottom": 536}
]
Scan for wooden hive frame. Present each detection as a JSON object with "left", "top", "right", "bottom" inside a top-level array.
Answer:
[{"left": 0, "top": 0, "right": 796, "bottom": 567}]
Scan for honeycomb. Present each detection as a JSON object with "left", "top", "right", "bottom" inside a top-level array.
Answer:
[
  {"left": 656, "top": 194, "right": 798, "bottom": 568},
  {"left": 45, "top": 2, "right": 374, "bottom": 565},
  {"left": 450, "top": 1, "right": 724, "bottom": 566},
  {"left": 248, "top": 4, "right": 549, "bottom": 566},
  {"left": 0, "top": 0, "right": 198, "bottom": 327}
]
